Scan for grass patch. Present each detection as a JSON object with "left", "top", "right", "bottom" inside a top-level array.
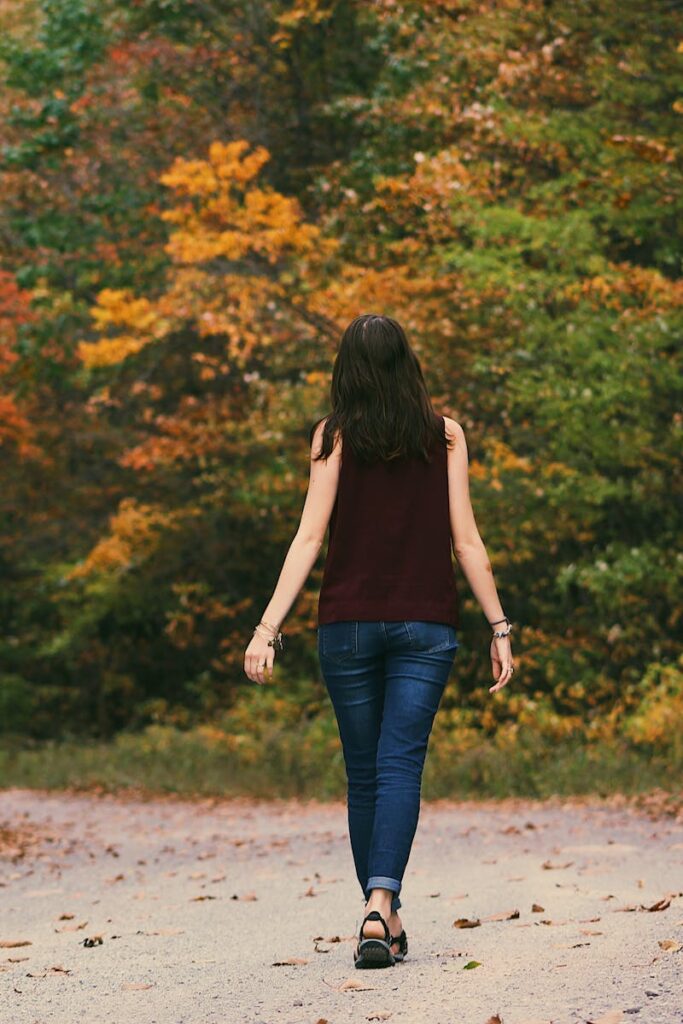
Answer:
[{"left": 0, "top": 723, "right": 680, "bottom": 801}]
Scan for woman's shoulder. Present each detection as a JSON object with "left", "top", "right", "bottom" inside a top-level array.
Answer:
[
  {"left": 309, "top": 414, "right": 330, "bottom": 444},
  {"left": 441, "top": 414, "right": 465, "bottom": 447},
  {"left": 309, "top": 414, "right": 342, "bottom": 455}
]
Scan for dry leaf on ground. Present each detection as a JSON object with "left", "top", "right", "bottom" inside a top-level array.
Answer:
[
  {"left": 453, "top": 917, "right": 481, "bottom": 929},
  {"left": 482, "top": 908, "right": 519, "bottom": 922},
  {"left": 658, "top": 938, "right": 682, "bottom": 951},
  {"left": 338, "top": 978, "right": 375, "bottom": 991}
]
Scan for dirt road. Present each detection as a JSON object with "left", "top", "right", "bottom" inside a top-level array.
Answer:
[{"left": 1, "top": 788, "right": 682, "bottom": 1024}]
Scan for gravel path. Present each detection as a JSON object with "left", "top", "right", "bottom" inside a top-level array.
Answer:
[{"left": 1, "top": 788, "right": 682, "bottom": 1024}]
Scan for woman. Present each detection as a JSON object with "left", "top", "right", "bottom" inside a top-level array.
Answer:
[{"left": 244, "top": 313, "right": 514, "bottom": 969}]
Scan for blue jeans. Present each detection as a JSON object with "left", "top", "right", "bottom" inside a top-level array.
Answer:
[{"left": 317, "top": 619, "right": 460, "bottom": 914}]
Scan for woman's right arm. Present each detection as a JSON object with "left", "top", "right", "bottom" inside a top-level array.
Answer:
[{"left": 444, "top": 416, "right": 514, "bottom": 692}]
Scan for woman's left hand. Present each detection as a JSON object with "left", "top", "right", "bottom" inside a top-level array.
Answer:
[{"left": 244, "top": 633, "right": 275, "bottom": 685}]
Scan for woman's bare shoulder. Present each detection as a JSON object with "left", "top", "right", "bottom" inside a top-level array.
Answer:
[
  {"left": 310, "top": 414, "right": 342, "bottom": 457},
  {"left": 442, "top": 415, "right": 466, "bottom": 447}
]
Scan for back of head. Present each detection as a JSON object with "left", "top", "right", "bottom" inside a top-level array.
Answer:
[{"left": 310, "top": 313, "right": 444, "bottom": 465}]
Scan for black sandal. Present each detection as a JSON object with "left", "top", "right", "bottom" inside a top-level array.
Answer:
[
  {"left": 353, "top": 910, "right": 396, "bottom": 969},
  {"left": 390, "top": 927, "right": 408, "bottom": 962}
]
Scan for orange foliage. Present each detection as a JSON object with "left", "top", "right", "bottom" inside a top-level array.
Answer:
[{"left": 0, "top": 271, "right": 37, "bottom": 455}]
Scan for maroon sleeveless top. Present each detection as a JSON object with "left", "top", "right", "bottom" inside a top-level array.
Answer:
[{"left": 318, "top": 413, "right": 459, "bottom": 627}]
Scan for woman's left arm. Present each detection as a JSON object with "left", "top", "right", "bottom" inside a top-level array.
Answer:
[{"left": 244, "top": 418, "right": 341, "bottom": 685}]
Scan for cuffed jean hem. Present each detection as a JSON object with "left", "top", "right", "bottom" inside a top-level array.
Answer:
[{"left": 365, "top": 875, "right": 402, "bottom": 912}]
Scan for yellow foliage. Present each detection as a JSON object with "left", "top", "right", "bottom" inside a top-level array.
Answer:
[
  {"left": 160, "top": 140, "right": 330, "bottom": 266},
  {"left": 622, "top": 657, "right": 683, "bottom": 748},
  {"left": 83, "top": 140, "right": 337, "bottom": 370},
  {"left": 68, "top": 498, "right": 177, "bottom": 579},
  {"left": 80, "top": 289, "right": 171, "bottom": 368},
  {"left": 271, "top": 0, "right": 332, "bottom": 47},
  {"left": 78, "top": 333, "right": 151, "bottom": 368},
  {"left": 91, "top": 289, "right": 161, "bottom": 330}
]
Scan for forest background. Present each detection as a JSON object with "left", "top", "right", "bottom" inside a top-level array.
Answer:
[{"left": 0, "top": 0, "right": 681, "bottom": 799}]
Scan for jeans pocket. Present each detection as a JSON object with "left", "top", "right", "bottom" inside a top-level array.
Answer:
[
  {"left": 404, "top": 621, "right": 458, "bottom": 654},
  {"left": 319, "top": 621, "right": 358, "bottom": 663}
]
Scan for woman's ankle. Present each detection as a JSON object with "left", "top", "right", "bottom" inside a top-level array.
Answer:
[{"left": 365, "top": 886, "right": 395, "bottom": 917}]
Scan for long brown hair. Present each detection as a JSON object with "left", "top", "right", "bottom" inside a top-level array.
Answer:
[{"left": 309, "top": 313, "right": 449, "bottom": 465}]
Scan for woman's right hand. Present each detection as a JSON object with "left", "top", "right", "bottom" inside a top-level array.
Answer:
[{"left": 489, "top": 635, "right": 514, "bottom": 693}]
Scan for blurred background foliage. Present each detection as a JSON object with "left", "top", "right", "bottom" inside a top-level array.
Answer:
[{"left": 0, "top": 0, "right": 681, "bottom": 793}]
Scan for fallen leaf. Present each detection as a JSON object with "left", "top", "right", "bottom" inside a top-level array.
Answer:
[
  {"left": 55, "top": 920, "right": 87, "bottom": 932},
  {"left": 0, "top": 940, "right": 31, "bottom": 948},
  {"left": 542, "top": 860, "right": 574, "bottom": 870},
  {"left": 301, "top": 885, "right": 323, "bottom": 897},
  {"left": 338, "top": 978, "right": 375, "bottom": 991},
  {"left": 580, "top": 929, "right": 604, "bottom": 936},
  {"left": 642, "top": 897, "right": 671, "bottom": 912},
  {"left": 230, "top": 892, "right": 257, "bottom": 901},
  {"left": 485, "top": 1016, "right": 503, "bottom": 1024},
  {"left": 463, "top": 960, "right": 481, "bottom": 969},
  {"left": 7, "top": 957, "right": 29, "bottom": 963},
  {"left": 26, "top": 964, "right": 73, "bottom": 979},
  {"left": 658, "top": 939, "right": 682, "bottom": 952},
  {"left": 531, "top": 903, "right": 544, "bottom": 912},
  {"left": 190, "top": 894, "right": 216, "bottom": 901},
  {"left": 482, "top": 908, "right": 519, "bottom": 922},
  {"left": 56, "top": 913, "right": 74, "bottom": 921},
  {"left": 271, "top": 957, "right": 310, "bottom": 966},
  {"left": 453, "top": 918, "right": 481, "bottom": 929}
]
